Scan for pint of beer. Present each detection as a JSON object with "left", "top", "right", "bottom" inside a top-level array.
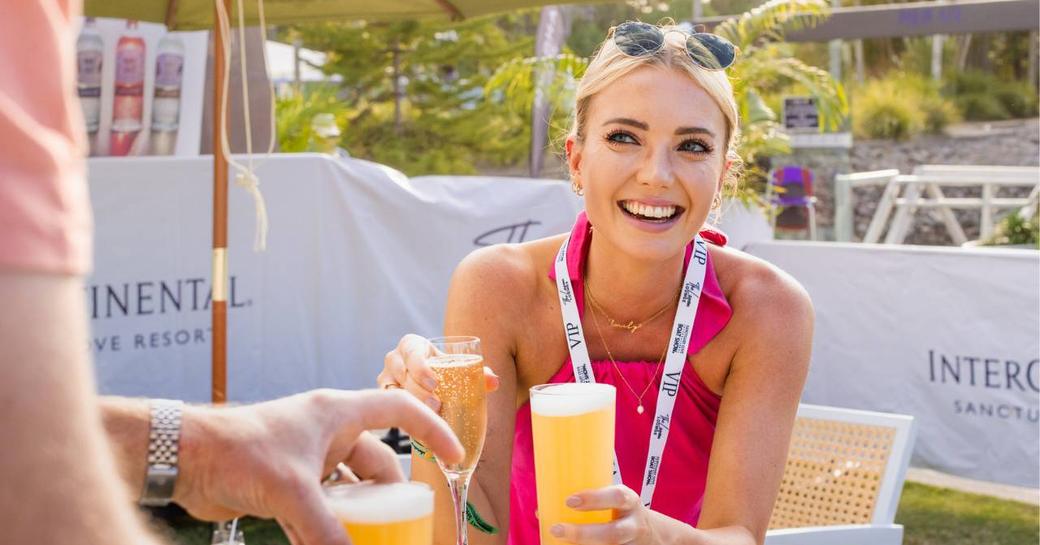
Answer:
[
  {"left": 324, "top": 482, "right": 433, "bottom": 545},
  {"left": 530, "top": 383, "right": 616, "bottom": 545}
]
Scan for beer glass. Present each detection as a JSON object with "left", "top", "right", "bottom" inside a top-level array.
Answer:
[
  {"left": 324, "top": 481, "right": 434, "bottom": 545},
  {"left": 530, "top": 383, "right": 616, "bottom": 545},
  {"left": 428, "top": 336, "right": 488, "bottom": 545}
]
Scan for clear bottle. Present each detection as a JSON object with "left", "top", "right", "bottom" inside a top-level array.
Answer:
[
  {"left": 109, "top": 19, "right": 145, "bottom": 156},
  {"left": 150, "top": 33, "right": 184, "bottom": 155},
  {"left": 76, "top": 18, "right": 103, "bottom": 156}
]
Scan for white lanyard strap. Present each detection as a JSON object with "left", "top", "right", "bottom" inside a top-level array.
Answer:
[{"left": 554, "top": 234, "right": 709, "bottom": 508}]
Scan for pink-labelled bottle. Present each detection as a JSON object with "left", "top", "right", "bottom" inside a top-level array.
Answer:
[
  {"left": 110, "top": 20, "right": 145, "bottom": 156},
  {"left": 77, "top": 18, "right": 103, "bottom": 156}
]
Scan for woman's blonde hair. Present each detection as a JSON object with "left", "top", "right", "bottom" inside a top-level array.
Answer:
[{"left": 570, "top": 22, "right": 743, "bottom": 193}]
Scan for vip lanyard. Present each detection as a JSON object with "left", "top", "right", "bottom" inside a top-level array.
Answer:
[{"left": 554, "top": 233, "right": 709, "bottom": 508}]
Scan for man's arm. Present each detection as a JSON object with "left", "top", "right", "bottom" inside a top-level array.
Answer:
[
  {"left": 99, "top": 388, "right": 464, "bottom": 545},
  {"left": 0, "top": 274, "right": 163, "bottom": 545}
]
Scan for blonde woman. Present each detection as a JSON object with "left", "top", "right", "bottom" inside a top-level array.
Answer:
[{"left": 379, "top": 22, "right": 814, "bottom": 545}]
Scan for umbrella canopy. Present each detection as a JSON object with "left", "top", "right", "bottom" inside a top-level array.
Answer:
[
  {"left": 81, "top": 0, "right": 609, "bottom": 403},
  {"left": 83, "top": 0, "right": 601, "bottom": 30}
]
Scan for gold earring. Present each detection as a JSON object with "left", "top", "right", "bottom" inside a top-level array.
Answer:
[
  {"left": 572, "top": 180, "right": 584, "bottom": 197},
  {"left": 711, "top": 194, "right": 722, "bottom": 211}
]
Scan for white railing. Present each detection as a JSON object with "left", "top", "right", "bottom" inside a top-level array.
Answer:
[{"left": 834, "top": 165, "right": 1040, "bottom": 244}]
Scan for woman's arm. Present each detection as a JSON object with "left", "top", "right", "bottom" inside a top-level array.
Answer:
[
  {"left": 693, "top": 262, "right": 814, "bottom": 545},
  {"left": 408, "top": 245, "right": 537, "bottom": 545}
]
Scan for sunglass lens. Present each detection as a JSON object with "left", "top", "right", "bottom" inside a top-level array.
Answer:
[
  {"left": 687, "top": 33, "right": 736, "bottom": 69},
  {"left": 614, "top": 22, "right": 664, "bottom": 57}
]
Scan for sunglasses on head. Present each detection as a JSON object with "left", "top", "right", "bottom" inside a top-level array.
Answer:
[{"left": 611, "top": 21, "right": 737, "bottom": 71}]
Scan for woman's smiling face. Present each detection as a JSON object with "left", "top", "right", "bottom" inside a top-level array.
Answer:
[{"left": 567, "top": 64, "right": 730, "bottom": 261}]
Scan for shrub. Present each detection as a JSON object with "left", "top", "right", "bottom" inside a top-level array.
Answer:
[
  {"left": 954, "top": 93, "right": 1011, "bottom": 121},
  {"left": 945, "top": 70, "right": 1039, "bottom": 121},
  {"left": 993, "top": 81, "right": 1039, "bottom": 118},
  {"left": 851, "top": 79, "right": 925, "bottom": 140},
  {"left": 980, "top": 208, "right": 1040, "bottom": 248}
]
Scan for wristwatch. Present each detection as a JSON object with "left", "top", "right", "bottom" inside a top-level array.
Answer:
[{"left": 139, "top": 399, "right": 183, "bottom": 507}]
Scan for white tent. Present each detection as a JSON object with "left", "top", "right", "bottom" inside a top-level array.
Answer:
[{"left": 264, "top": 40, "right": 342, "bottom": 94}]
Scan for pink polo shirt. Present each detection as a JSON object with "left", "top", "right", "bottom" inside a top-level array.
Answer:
[{"left": 0, "top": 0, "right": 92, "bottom": 275}]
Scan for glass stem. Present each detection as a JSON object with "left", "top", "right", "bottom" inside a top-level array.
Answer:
[{"left": 445, "top": 470, "right": 473, "bottom": 545}]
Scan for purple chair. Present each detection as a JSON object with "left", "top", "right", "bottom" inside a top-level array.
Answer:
[{"left": 767, "top": 166, "right": 818, "bottom": 240}]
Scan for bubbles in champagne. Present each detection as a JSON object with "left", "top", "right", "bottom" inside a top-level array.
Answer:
[{"left": 428, "top": 354, "right": 487, "bottom": 473}]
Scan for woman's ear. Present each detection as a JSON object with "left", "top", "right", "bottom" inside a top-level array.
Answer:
[
  {"left": 717, "top": 158, "right": 733, "bottom": 195},
  {"left": 565, "top": 135, "right": 583, "bottom": 180}
]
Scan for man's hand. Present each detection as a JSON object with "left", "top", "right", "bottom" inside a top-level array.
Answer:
[{"left": 173, "top": 389, "right": 463, "bottom": 545}]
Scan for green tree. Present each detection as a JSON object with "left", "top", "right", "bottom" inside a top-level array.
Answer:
[
  {"left": 486, "top": 0, "right": 847, "bottom": 201},
  {"left": 290, "top": 15, "right": 538, "bottom": 175}
]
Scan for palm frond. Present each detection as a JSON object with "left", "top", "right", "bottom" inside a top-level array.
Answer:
[{"left": 715, "top": 0, "right": 830, "bottom": 51}]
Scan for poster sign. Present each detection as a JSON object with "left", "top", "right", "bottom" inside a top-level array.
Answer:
[
  {"left": 783, "top": 97, "right": 820, "bottom": 132},
  {"left": 77, "top": 18, "right": 206, "bottom": 157}
]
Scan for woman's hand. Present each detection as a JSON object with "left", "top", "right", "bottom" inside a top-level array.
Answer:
[
  {"left": 376, "top": 333, "right": 500, "bottom": 410},
  {"left": 550, "top": 485, "right": 661, "bottom": 545}
]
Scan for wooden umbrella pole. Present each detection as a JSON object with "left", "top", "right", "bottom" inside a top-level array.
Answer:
[{"left": 211, "top": 0, "right": 231, "bottom": 404}]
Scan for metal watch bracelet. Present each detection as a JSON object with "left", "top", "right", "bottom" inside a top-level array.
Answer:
[{"left": 139, "top": 399, "right": 183, "bottom": 507}]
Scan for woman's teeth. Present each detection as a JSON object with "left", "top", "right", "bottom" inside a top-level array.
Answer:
[{"left": 621, "top": 200, "right": 677, "bottom": 220}]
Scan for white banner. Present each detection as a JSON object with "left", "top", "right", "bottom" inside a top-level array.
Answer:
[
  {"left": 746, "top": 241, "right": 1040, "bottom": 488},
  {"left": 87, "top": 154, "right": 582, "bottom": 402}
]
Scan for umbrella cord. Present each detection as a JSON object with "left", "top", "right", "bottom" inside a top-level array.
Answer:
[{"left": 214, "top": 0, "right": 275, "bottom": 252}]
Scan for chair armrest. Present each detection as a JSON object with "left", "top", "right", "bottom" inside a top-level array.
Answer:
[{"left": 765, "top": 524, "right": 903, "bottom": 545}]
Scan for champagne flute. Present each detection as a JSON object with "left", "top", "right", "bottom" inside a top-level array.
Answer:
[{"left": 427, "top": 336, "right": 488, "bottom": 545}]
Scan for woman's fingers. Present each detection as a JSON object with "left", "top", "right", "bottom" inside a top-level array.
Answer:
[
  {"left": 483, "top": 366, "right": 500, "bottom": 392},
  {"left": 567, "top": 485, "right": 641, "bottom": 512},
  {"left": 550, "top": 516, "right": 640, "bottom": 545}
]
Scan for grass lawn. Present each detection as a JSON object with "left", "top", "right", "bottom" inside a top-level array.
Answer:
[{"left": 162, "top": 481, "right": 1039, "bottom": 545}]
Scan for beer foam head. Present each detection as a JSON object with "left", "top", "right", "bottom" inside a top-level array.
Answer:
[
  {"left": 325, "top": 482, "right": 433, "bottom": 523},
  {"left": 530, "top": 383, "right": 615, "bottom": 417}
]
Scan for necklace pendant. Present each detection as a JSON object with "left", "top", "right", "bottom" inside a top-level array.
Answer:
[
  {"left": 610, "top": 319, "right": 641, "bottom": 334},
  {"left": 637, "top": 404, "right": 645, "bottom": 415}
]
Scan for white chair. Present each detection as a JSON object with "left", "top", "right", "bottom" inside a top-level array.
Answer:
[{"left": 764, "top": 404, "right": 917, "bottom": 545}]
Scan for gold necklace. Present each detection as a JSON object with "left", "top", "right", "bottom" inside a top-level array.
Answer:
[
  {"left": 584, "top": 281, "right": 675, "bottom": 334},
  {"left": 585, "top": 279, "right": 669, "bottom": 415}
]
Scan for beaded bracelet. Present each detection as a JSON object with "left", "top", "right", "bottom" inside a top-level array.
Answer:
[{"left": 410, "top": 439, "right": 499, "bottom": 535}]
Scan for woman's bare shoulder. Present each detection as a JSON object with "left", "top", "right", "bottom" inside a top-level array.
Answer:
[{"left": 448, "top": 234, "right": 567, "bottom": 310}]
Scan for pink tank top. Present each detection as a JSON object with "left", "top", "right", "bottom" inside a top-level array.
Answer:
[{"left": 508, "top": 213, "right": 733, "bottom": 544}]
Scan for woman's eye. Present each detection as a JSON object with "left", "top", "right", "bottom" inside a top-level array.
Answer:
[
  {"left": 678, "top": 139, "right": 711, "bottom": 153},
  {"left": 606, "top": 130, "right": 638, "bottom": 145}
]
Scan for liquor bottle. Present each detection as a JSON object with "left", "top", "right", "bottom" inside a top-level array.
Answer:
[
  {"left": 150, "top": 33, "right": 184, "bottom": 155},
  {"left": 76, "top": 18, "right": 103, "bottom": 156},
  {"left": 109, "top": 20, "right": 145, "bottom": 156}
]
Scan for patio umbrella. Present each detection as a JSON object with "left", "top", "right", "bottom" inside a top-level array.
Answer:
[{"left": 82, "top": 0, "right": 606, "bottom": 403}]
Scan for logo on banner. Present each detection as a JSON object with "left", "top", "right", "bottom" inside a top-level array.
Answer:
[
  {"left": 566, "top": 322, "right": 583, "bottom": 350},
  {"left": 575, "top": 364, "right": 591, "bottom": 382},
  {"left": 681, "top": 281, "right": 701, "bottom": 307},
  {"left": 661, "top": 371, "right": 681, "bottom": 397},
  {"left": 692, "top": 239, "right": 708, "bottom": 265},
  {"left": 928, "top": 349, "right": 1039, "bottom": 423},
  {"left": 560, "top": 278, "right": 574, "bottom": 304},
  {"left": 87, "top": 275, "right": 253, "bottom": 354},
  {"left": 653, "top": 413, "right": 671, "bottom": 439},
  {"left": 645, "top": 455, "right": 660, "bottom": 487},
  {"left": 671, "top": 323, "right": 690, "bottom": 354},
  {"left": 474, "top": 220, "right": 541, "bottom": 246}
]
